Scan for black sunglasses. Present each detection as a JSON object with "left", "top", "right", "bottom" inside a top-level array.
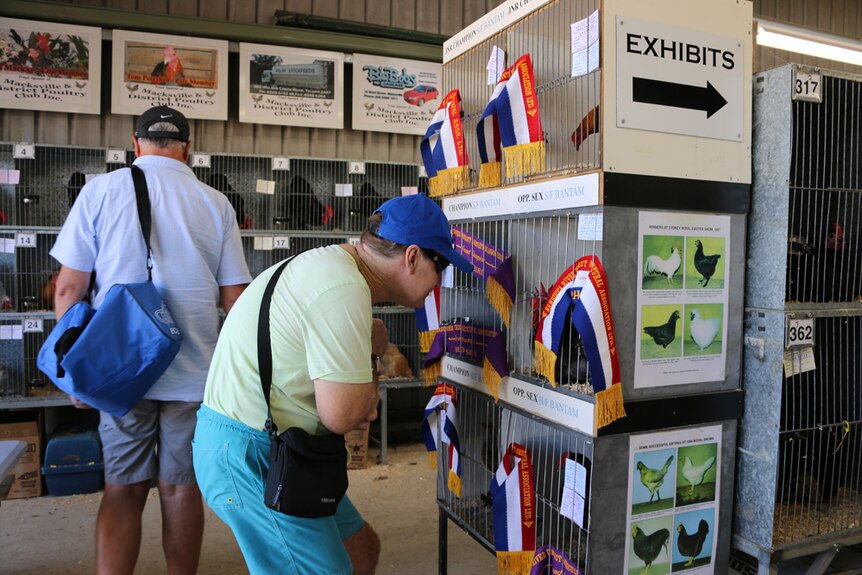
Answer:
[{"left": 421, "top": 248, "right": 449, "bottom": 274}]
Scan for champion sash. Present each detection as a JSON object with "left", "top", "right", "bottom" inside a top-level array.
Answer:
[
  {"left": 476, "top": 54, "right": 545, "bottom": 187},
  {"left": 534, "top": 263, "right": 579, "bottom": 386},
  {"left": 423, "top": 322, "right": 500, "bottom": 386},
  {"left": 569, "top": 256, "right": 624, "bottom": 427},
  {"left": 491, "top": 443, "right": 536, "bottom": 575},
  {"left": 420, "top": 89, "right": 469, "bottom": 196},
  {"left": 530, "top": 545, "right": 581, "bottom": 575},
  {"left": 483, "top": 331, "right": 510, "bottom": 401},
  {"left": 416, "top": 287, "right": 440, "bottom": 353},
  {"left": 419, "top": 382, "right": 463, "bottom": 496},
  {"left": 452, "top": 226, "right": 516, "bottom": 327}
]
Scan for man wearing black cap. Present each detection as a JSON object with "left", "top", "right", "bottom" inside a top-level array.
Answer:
[
  {"left": 51, "top": 105, "right": 251, "bottom": 575},
  {"left": 194, "top": 193, "right": 473, "bottom": 575}
]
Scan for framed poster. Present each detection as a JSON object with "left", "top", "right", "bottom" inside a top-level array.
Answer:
[
  {"left": 111, "top": 30, "right": 227, "bottom": 120},
  {"left": 351, "top": 53, "right": 442, "bottom": 135},
  {"left": 0, "top": 17, "right": 101, "bottom": 114},
  {"left": 238, "top": 43, "right": 343, "bottom": 129}
]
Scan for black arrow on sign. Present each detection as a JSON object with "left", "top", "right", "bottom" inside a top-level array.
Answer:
[{"left": 632, "top": 77, "right": 728, "bottom": 118}]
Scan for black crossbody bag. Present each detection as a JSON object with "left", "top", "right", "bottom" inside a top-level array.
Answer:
[{"left": 258, "top": 257, "right": 348, "bottom": 518}]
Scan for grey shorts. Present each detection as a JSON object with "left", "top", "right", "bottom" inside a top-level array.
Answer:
[{"left": 99, "top": 399, "right": 201, "bottom": 486}]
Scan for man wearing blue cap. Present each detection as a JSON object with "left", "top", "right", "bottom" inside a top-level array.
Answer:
[{"left": 194, "top": 193, "right": 472, "bottom": 575}]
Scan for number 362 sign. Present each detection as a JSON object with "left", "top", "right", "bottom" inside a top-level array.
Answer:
[{"left": 785, "top": 316, "right": 815, "bottom": 348}]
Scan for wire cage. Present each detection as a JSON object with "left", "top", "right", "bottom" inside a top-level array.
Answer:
[
  {"left": 438, "top": 0, "right": 601, "bottom": 196},
  {"left": 437, "top": 384, "right": 594, "bottom": 572},
  {"left": 0, "top": 315, "right": 60, "bottom": 404},
  {"left": 737, "top": 64, "right": 862, "bottom": 570}
]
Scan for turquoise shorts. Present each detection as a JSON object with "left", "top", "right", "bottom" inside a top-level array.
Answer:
[{"left": 193, "top": 404, "right": 365, "bottom": 575}]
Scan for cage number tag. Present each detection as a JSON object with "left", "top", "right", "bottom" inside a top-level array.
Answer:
[
  {"left": 793, "top": 71, "right": 821, "bottom": 103},
  {"left": 13, "top": 144, "right": 35, "bottom": 159},
  {"left": 272, "top": 157, "right": 290, "bottom": 171},
  {"left": 272, "top": 236, "right": 290, "bottom": 250},
  {"left": 349, "top": 162, "right": 366, "bottom": 175},
  {"left": 191, "top": 154, "right": 211, "bottom": 168},
  {"left": 22, "top": 318, "right": 43, "bottom": 333},
  {"left": 15, "top": 233, "right": 36, "bottom": 248},
  {"left": 106, "top": 149, "right": 126, "bottom": 164},
  {"left": 785, "top": 317, "right": 814, "bottom": 348}
]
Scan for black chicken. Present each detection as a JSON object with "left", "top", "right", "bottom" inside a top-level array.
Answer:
[
  {"left": 631, "top": 525, "right": 670, "bottom": 574},
  {"left": 341, "top": 182, "right": 387, "bottom": 232},
  {"left": 274, "top": 175, "right": 333, "bottom": 230},
  {"left": 643, "top": 310, "right": 680, "bottom": 348},
  {"left": 693, "top": 240, "right": 721, "bottom": 287},
  {"left": 676, "top": 519, "right": 709, "bottom": 567},
  {"left": 66, "top": 172, "right": 87, "bottom": 209},
  {"left": 206, "top": 173, "right": 252, "bottom": 229}
]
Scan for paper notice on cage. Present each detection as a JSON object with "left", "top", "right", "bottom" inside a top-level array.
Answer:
[
  {"left": 0, "top": 239, "right": 15, "bottom": 253},
  {"left": 255, "top": 179, "right": 275, "bottom": 195},
  {"left": 577, "top": 213, "right": 603, "bottom": 241},
  {"left": 784, "top": 347, "right": 816, "bottom": 378},
  {"left": 253, "top": 236, "right": 274, "bottom": 251},
  {"left": 560, "top": 459, "right": 586, "bottom": 527},
  {"left": 574, "top": 460, "right": 587, "bottom": 496},
  {"left": 335, "top": 183, "right": 353, "bottom": 197},
  {"left": 441, "top": 265, "right": 454, "bottom": 289},
  {"left": 571, "top": 10, "right": 600, "bottom": 78},
  {"left": 0, "top": 325, "right": 22, "bottom": 340},
  {"left": 487, "top": 46, "right": 505, "bottom": 85},
  {"left": 0, "top": 170, "right": 20, "bottom": 185},
  {"left": 401, "top": 186, "right": 418, "bottom": 196}
]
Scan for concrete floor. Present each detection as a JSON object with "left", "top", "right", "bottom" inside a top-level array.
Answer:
[{"left": 1, "top": 441, "right": 860, "bottom": 575}]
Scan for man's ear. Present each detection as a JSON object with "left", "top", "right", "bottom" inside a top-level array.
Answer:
[
  {"left": 133, "top": 136, "right": 141, "bottom": 157},
  {"left": 183, "top": 140, "right": 192, "bottom": 162},
  {"left": 405, "top": 245, "right": 422, "bottom": 273}
]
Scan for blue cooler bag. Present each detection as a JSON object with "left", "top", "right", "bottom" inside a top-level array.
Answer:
[{"left": 38, "top": 281, "right": 182, "bottom": 417}]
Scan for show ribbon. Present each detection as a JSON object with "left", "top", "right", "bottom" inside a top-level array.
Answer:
[
  {"left": 491, "top": 442, "right": 536, "bottom": 575},
  {"left": 452, "top": 226, "right": 516, "bottom": 327},
  {"left": 420, "top": 89, "right": 470, "bottom": 197},
  {"left": 416, "top": 287, "right": 441, "bottom": 353},
  {"left": 419, "top": 382, "right": 463, "bottom": 496}
]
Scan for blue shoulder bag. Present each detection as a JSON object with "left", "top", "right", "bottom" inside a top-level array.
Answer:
[{"left": 37, "top": 166, "right": 182, "bottom": 416}]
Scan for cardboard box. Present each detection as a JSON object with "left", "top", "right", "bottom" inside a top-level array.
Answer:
[
  {"left": 0, "top": 422, "right": 42, "bottom": 499},
  {"left": 345, "top": 422, "right": 370, "bottom": 470}
]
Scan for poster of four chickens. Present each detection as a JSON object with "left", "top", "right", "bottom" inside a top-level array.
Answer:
[
  {"left": 635, "top": 212, "right": 731, "bottom": 388},
  {"left": 625, "top": 425, "right": 721, "bottom": 575}
]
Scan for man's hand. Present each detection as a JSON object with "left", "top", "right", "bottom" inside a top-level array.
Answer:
[{"left": 371, "top": 318, "right": 389, "bottom": 357}]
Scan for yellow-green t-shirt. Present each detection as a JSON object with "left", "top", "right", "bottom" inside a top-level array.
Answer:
[{"left": 203, "top": 245, "right": 373, "bottom": 433}]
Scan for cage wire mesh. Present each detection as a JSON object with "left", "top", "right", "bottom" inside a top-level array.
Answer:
[
  {"left": 440, "top": 0, "right": 601, "bottom": 196},
  {"left": 438, "top": 384, "right": 593, "bottom": 571},
  {"left": 787, "top": 73, "right": 862, "bottom": 304},
  {"left": 373, "top": 306, "right": 423, "bottom": 385},
  {"left": 774, "top": 313, "right": 862, "bottom": 546}
]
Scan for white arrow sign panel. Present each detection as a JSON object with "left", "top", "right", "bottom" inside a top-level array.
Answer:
[{"left": 616, "top": 15, "right": 743, "bottom": 141}]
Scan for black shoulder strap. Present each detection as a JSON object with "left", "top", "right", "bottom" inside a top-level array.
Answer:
[
  {"left": 257, "top": 257, "right": 295, "bottom": 437},
  {"left": 129, "top": 165, "right": 154, "bottom": 281}
]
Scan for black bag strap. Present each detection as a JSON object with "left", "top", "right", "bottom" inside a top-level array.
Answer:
[
  {"left": 129, "top": 166, "right": 154, "bottom": 282},
  {"left": 257, "top": 257, "right": 295, "bottom": 437}
]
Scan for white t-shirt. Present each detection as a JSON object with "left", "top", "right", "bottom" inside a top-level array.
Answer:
[
  {"left": 50, "top": 155, "right": 252, "bottom": 401},
  {"left": 204, "top": 245, "right": 373, "bottom": 433}
]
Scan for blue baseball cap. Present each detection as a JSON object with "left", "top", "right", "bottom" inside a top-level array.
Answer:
[{"left": 373, "top": 194, "right": 473, "bottom": 274}]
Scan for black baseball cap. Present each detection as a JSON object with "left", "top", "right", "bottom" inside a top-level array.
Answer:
[{"left": 134, "top": 106, "right": 190, "bottom": 142}]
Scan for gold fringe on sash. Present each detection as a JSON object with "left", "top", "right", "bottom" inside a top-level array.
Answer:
[
  {"left": 478, "top": 161, "right": 502, "bottom": 188},
  {"left": 424, "top": 360, "right": 442, "bottom": 387},
  {"left": 504, "top": 140, "right": 546, "bottom": 180},
  {"left": 533, "top": 342, "right": 558, "bottom": 387},
  {"left": 482, "top": 356, "right": 503, "bottom": 402},
  {"left": 496, "top": 550, "right": 534, "bottom": 575},
  {"left": 447, "top": 470, "right": 462, "bottom": 498},
  {"left": 427, "top": 451, "right": 438, "bottom": 469},
  {"left": 486, "top": 278, "right": 513, "bottom": 328},
  {"left": 595, "top": 384, "right": 626, "bottom": 429},
  {"left": 419, "top": 329, "right": 438, "bottom": 354},
  {"left": 429, "top": 165, "right": 470, "bottom": 197}
]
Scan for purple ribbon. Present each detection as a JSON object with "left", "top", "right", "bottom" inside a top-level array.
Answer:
[
  {"left": 452, "top": 226, "right": 508, "bottom": 280},
  {"left": 530, "top": 545, "right": 580, "bottom": 575}
]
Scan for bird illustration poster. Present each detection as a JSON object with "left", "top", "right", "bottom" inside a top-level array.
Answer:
[
  {"left": 351, "top": 53, "right": 442, "bottom": 135},
  {"left": 0, "top": 17, "right": 102, "bottom": 114},
  {"left": 635, "top": 212, "right": 730, "bottom": 388},
  {"left": 625, "top": 425, "right": 722, "bottom": 575},
  {"left": 238, "top": 43, "right": 343, "bottom": 129},
  {"left": 111, "top": 30, "right": 227, "bottom": 120}
]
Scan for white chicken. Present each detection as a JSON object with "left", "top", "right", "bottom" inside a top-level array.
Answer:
[
  {"left": 681, "top": 455, "right": 716, "bottom": 493},
  {"left": 644, "top": 246, "right": 681, "bottom": 284},
  {"left": 689, "top": 309, "right": 720, "bottom": 351}
]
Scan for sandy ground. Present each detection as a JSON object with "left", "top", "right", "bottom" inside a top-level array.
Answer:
[{"left": 0, "top": 442, "right": 497, "bottom": 575}]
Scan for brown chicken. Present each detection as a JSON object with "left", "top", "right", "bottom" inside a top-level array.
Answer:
[{"left": 571, "top": 105, "right": 599, "bottom": 150}]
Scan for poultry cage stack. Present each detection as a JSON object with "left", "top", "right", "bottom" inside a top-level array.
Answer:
[
  {"left": 0, "top": 144, "right": 426, "bottom": 444},
  {"left": 428, "top": 0, "right": 751, "bottom": 573},
  {"left": 735, "top": 64, "right": 862, "bottom": 574}
]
